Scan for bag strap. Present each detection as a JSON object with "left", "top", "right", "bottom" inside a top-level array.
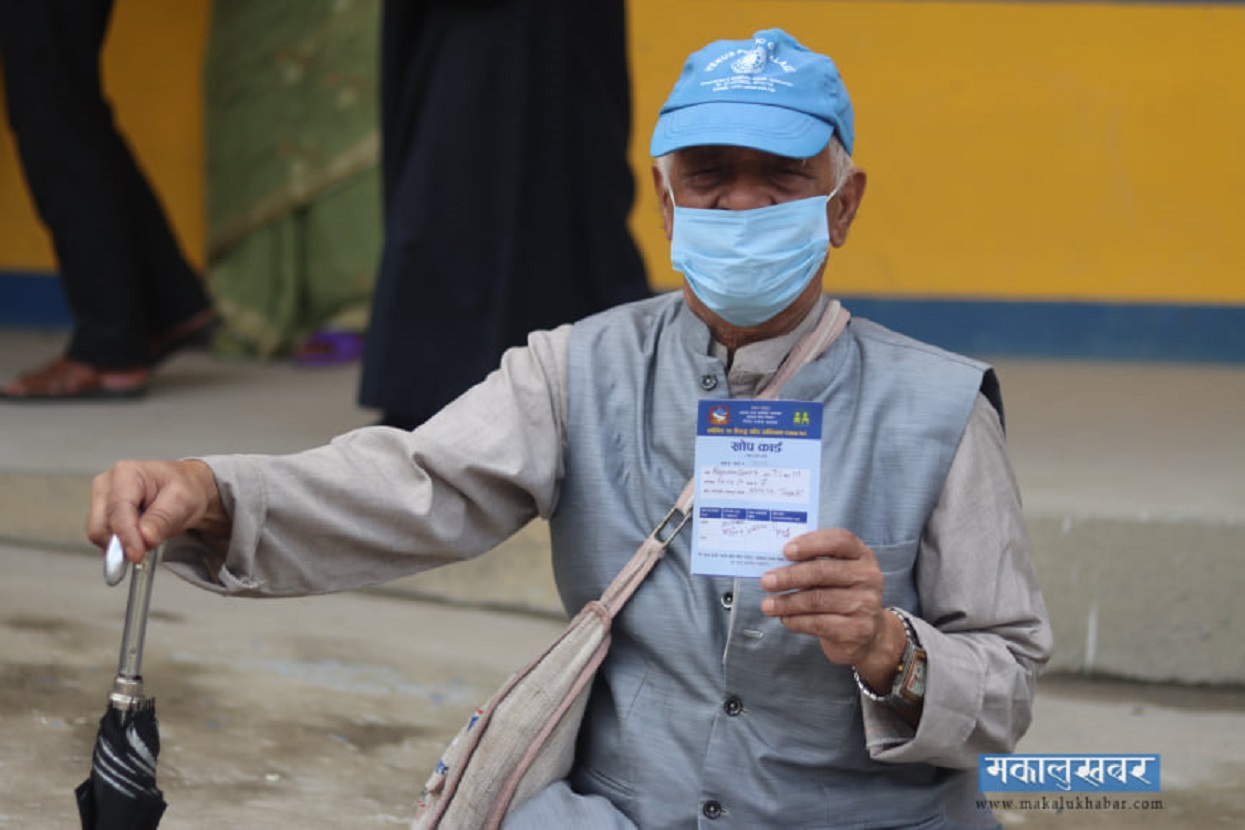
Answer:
[{"left": 599, "top": 300, "right": 850, "bottom": 617}]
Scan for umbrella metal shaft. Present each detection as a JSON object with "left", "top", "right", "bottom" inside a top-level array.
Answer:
[{"left": 110, "top": 546, "right": 160, "bottom": 712}]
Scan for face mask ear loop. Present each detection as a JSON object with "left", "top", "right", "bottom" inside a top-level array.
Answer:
[
  {"left": 824, "top": 166, "right": 852, "bottom": 236},
  {"left": 827, "top": 177, "right": 845, "bottom": 205}
]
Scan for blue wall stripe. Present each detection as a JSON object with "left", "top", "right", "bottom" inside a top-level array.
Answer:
[
  {"left": 841, "top": 296, "right": 1245, "bottom": 364},
  {"left": 2, "top": 271, "right": 1242, "bottom": 363},
  {"left": 0, "top": 271, "right": 72, "bottom": 326}
]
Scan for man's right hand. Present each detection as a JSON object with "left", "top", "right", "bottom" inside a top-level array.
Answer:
[{"left": 88, "top": 459, "right": 230, "bottom": 563}]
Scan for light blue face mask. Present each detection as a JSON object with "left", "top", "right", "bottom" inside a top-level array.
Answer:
[{"left": 670, "top": 190, "right": 836, "bottom": 327}]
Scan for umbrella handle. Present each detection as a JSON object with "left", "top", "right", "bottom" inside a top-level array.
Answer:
[
  {"left": 109, "top": 545, "right": 162, "bottom": 711},
  {"left": 104, "top": 534, "right": 128, "bottom": 586}
]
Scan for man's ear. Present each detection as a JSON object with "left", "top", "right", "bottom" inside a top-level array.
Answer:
[
  {"left": 829, "top": 168, "right": 867, "bottom": 248},
  {"left": 652, "top": 163, "right": 674, "bottom": 240}
]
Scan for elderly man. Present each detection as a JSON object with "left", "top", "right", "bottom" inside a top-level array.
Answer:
[{"left": 90, "top": 28, "right": 1050, "bottom": 829}]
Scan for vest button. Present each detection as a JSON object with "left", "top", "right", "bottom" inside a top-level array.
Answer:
[
  {"left": 720, "top": 591, "right": 733, "bottom": 610},
  {"left": 699, "top": 373, "right": 718, "bottom": 391},
  {"left": 723, "top": 695, "right": 743, "bottom": 716},
  {"left": 702, "top": 800, "right": 723, "bottom": 820}
]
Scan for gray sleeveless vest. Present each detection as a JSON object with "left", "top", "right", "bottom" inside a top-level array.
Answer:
[{"left": 549, "top": 293, "right": 1001, "bottom": 829}]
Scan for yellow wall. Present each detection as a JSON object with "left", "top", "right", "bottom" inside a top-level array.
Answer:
[
  {"left": 6, "top": 1, "right": 1242, "bottom": 311},
  {"left": 0, "top": 0, "right": 209, "bottom": 272},
  {"left": 627, "top": 1, "right": 1245, "bottom": 305}
]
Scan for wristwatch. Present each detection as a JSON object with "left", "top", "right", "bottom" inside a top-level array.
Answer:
[{"left": 852, "top": 608, "right": 927, "bottom": 709}]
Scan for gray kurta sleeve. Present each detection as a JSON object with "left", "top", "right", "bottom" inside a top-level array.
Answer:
[
  {"left": 162, "top": 326, "right": 572, "bottom": 596},
  {"left": 861, "top": 393, "right": 1053, "bottom": 768}
]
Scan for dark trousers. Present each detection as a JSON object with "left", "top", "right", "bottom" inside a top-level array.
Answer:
[
  {"left": 358, "top": 0, "right": 650, "bottom": 425},
  {"left": 0, "top": 0, "right": 210, "bottom": 368}
]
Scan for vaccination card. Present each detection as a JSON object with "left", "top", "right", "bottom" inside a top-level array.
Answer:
[{"left": 690, "top": 399, "right": 823, "bottom": 578}]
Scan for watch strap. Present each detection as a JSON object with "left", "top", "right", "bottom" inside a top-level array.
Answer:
[{"left": 853, "top": 608, "right": 927, "bottom": 709}]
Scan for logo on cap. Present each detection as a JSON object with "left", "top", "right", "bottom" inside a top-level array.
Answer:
[
  {"left": 700, "top": 37, "right": 797, "bottom": 99},
  {"left": 731, "top": 41, "right": 771, "bottom": 75}
]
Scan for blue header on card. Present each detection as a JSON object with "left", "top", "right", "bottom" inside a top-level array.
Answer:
[{"left": 697, "top": 399, "right": 822, "bottom": 440}]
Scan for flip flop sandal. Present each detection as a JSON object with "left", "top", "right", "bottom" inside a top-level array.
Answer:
[{"left": 0, "top": 358, "right": 148, "bottom": 401}]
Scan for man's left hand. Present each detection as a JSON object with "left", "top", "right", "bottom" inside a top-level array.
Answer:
[{"left": 759, "top": 528, "right": 906, "bottom": 685}]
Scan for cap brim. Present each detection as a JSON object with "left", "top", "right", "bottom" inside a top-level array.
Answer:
[{"left": 650, "top": 101, "right": 834, "bottom": 159}]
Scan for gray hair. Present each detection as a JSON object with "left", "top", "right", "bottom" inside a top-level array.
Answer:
[
  {"left": 826, "top": 137, "right": 853, "bottom": 191},
  {"left": 654, "top": 136, "right": 854, "bottom": 192}
]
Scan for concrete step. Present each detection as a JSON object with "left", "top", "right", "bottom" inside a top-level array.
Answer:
[{"left": 2, "top": 328, "right": 1242, "bottom": 684}]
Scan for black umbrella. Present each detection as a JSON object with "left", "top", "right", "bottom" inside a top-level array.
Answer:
[{"left": 76, "top": 539, "right": 167, "bottom": 829}]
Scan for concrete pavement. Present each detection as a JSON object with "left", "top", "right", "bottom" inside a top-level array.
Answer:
[
  {"left": 0, "top": 540, "right": 568, "bottom": 829},
  {"left": 3, "top": 326, "right": 1244, "bottom": 679},
  {"left": 3, "top": 541, "right": 1244, "bottom": 829},
  {"left": 2, "top": 325, "right": 1244, "bottom": 827}
]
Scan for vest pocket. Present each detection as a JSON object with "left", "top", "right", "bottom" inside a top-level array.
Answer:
[
  {"left": 574, "top": 761, "right": 639, "bottom": 813},
  {"left": 864, "top": 538, "right": 920, "bottom": 609}
]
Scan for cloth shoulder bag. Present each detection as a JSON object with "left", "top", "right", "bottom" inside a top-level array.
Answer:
[{"left": 411, "top": 301, "right": 849, "bottom": 830}]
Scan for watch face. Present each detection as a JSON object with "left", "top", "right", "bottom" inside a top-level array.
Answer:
[
  {"left": 906, "top": 657, "right": 926, "bottom": 701},
  {"left": 906, "top": 662, "right": 926, "bottom": 698}
]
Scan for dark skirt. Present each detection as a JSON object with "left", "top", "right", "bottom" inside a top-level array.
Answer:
[{"left": 358, "top": 0, "right": 651, "bottom": 425}]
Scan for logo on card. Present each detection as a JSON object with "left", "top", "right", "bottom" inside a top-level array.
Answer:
[{"left": 708, "top": 404, "right": 731, "bottom": 426}]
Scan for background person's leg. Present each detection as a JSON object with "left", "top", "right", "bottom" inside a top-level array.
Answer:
[
  {"left": 0, "top": 0, "right": 212, "bottom": 389},
  {"left": 358, "top": 0, "right": 648, "bottom": 429}
]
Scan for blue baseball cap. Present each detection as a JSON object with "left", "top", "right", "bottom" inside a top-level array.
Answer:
[{"left": 650, "top": 29, "right": 854, "bottom": 159}]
